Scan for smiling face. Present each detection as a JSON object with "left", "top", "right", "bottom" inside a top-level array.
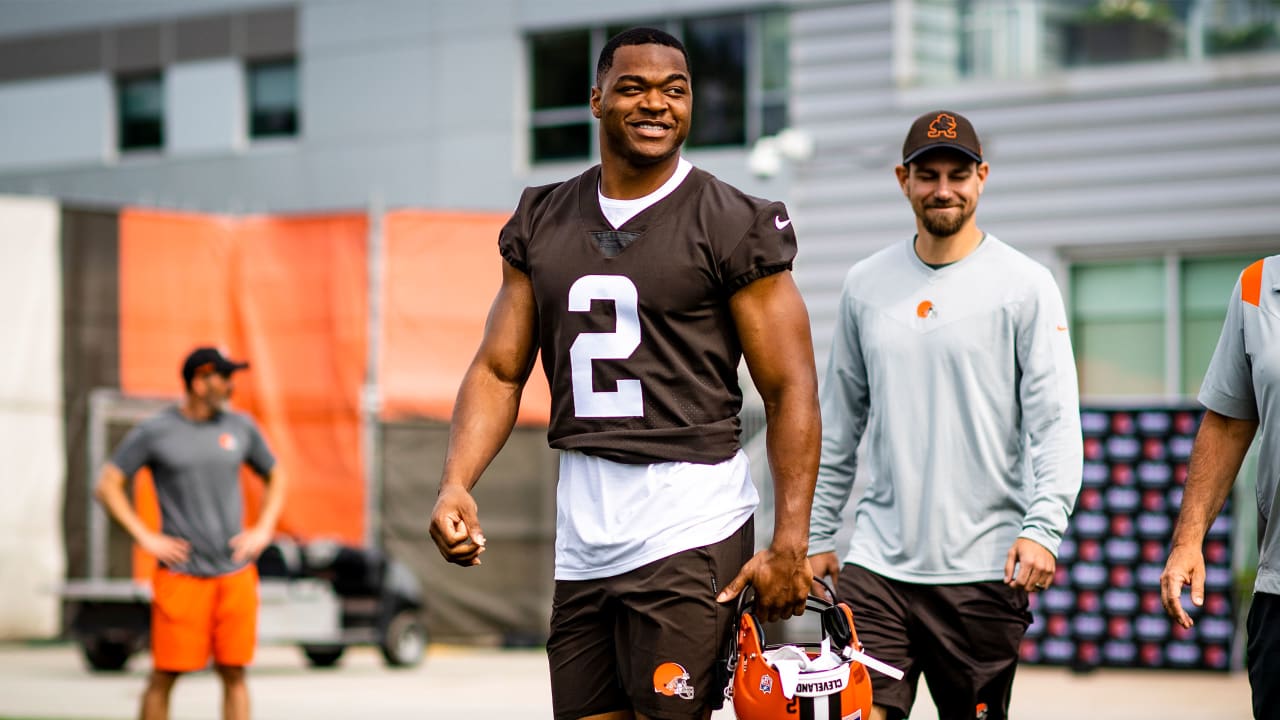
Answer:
[
  {"left": 591, "top": 43, "right": 691, "bottom": 174},
  {"left": 896, "top": 149, "right": 988, "bottom": 240}
]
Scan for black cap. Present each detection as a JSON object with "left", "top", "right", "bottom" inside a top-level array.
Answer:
[
  {"left": 182, "top": 346, "right": 249, "bottom": 386},
  {"left": 902, "top": 110, "right": 983, "bottom": 165}
]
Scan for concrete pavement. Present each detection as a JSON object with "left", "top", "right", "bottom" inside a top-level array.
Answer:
[{"left": 0, "top": 642, "right": 1253, "bottom": 719}]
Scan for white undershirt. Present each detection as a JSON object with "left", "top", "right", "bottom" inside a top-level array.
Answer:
[
  {"left": 555, "top": 449, "right": 759, "bottom": 580},
  {"left": 598, "top": 157, "right": 693, "bottom": 229}
]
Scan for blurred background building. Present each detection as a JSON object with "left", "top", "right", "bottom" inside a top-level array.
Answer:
[{"left": 0, "top": 0, "right": 1276, "bottom": 668}]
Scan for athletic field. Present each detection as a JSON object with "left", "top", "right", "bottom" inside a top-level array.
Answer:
[{"left": 0, "top": 642, "right": 1251, "bottom": 719}]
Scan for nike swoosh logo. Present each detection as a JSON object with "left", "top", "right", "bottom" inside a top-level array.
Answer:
[
  {"left": 774, "top": 215, "right": 792, "bottom": 230},
  {"left": 1056, "top": 325, "right": 1068, "bottom": 331}
]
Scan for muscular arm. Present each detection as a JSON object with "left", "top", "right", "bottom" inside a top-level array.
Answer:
[
  {"left": 429, "top": 261, "right": 540, "bottom": 566},
  {"left": 94, "top": 463, "right": 190, "bottom": 566},
  {"left": 1162, "top": 410, "right": 1258, "bottom": 626},
  {"left": 718, "top": 270, "right": 821, "bottom": 621}
]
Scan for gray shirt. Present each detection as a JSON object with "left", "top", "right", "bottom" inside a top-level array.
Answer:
[
  {"left": 1198, "top": 255, "right": 1280, "bottom": 595},
  {"left": 112, "top": 406, "right": 276, "bottom": 577},
  {"left": 810, "top": 236, "right": 1083, "bottom": 583}
]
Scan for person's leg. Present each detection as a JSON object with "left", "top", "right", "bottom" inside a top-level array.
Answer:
[
  {"left": 837, "top": 564, "right": 917, "bottom": 720},
  {"left": 139, "top": 670, "right": 179, "bottom": 720},
  {"left": 1247, "top": 591, "right": 1280, "bottom": 720},
  {"left": 148, "top": 568, "right": 214, "bottom": 720},
  {"left": 209, "top": 566, "right": 258, "bottom": 720},
  {"left": 215, "top": 664, "right": 248, "bottom": 720},
  {"left": 912, "top": 582, "right": 1030, "bottom": 720},
  {"left": 618, "top": 519, "right": 753, "bottom": 720},
  {"left": 548, "top": 576, "right": 630, "bottom": 720}
]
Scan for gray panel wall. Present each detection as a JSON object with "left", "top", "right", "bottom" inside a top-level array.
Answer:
[
  {"left": 0, "top": 75, "right": 110, "bottom": 171},
  {"left": 787, "top": 0, "right": 1280, "bottom": 371},
  {"left": 0, "top": 0, "right": 782, "bottom": 212},
  {"left": 167, "top": 59, "right": 245, "bottom": 155}
]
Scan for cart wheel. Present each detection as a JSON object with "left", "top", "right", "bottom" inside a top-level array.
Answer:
[
  {"left": 380, "top": 609, "right": 427, "bottom": 668},
  {"left": 81, "top": 636, "right": 134, "bottom": 672},
  {"left": 301, "top": 645, "right": 346, "bottom": 668}
]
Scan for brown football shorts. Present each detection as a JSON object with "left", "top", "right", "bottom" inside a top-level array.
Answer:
[
  {"left": 837, "top": 563, "right": 1031, "bottom": 720},
  {"left": 547, "top": 518, "right": 754, "bottom": 720}
]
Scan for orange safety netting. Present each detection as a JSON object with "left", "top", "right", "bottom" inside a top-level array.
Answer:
[{"left": 380, "top": 209, "right": 550, "bottom": 424}]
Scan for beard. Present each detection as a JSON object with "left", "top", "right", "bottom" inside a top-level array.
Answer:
[{"left": 919, "top": 202, "right": 974, "bottom": 238}]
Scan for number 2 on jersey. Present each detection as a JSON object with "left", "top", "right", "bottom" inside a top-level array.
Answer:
[{"left": 568, "top": 275, "right": 643, "bottom": 417}]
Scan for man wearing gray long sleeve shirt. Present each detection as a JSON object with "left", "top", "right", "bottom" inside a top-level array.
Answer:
[{"left": 808, "top": 111, "right": 1083, "bottom": 720}]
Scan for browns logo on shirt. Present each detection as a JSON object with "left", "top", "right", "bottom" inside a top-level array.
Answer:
[{"left": 499, "top": 165, "right": 797, "bottom": 465}]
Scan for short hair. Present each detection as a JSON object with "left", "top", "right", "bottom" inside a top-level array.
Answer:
[{"left": 595, "top": 27, "right": 689, "bottom": 87}]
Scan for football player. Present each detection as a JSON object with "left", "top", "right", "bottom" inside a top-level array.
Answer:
[{"left": 429, "top": 26, "right": 821, "bottom": 720}]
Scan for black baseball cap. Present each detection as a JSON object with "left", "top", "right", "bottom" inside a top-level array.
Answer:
[
  {"left": 182, "top": 346, "right": 249, "bottom": 385},
  {"left": 902, "top": 110, "right": 983, "bottom": 165}
]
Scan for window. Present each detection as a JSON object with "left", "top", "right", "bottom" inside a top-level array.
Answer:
[
  {"left": 1072, "top": 259, "right": 1167, "bottom": 397},
  {"left": 527, "top": 11, "right": 788, "bottom": 163},
  {"left": 1180, "top": 256, "right": 1257, "bottom": 396},
  {"left": 913, "top": 0, "right": 1279, "bottom": 84},
  {"left": 117, "top": 73, "right": 164, "bottom": 151},
  {"left": 248, "top": 58, "right": 298, "bottom": 139},
  {"left": 529, "top": 31, "right": 593, "bottom": 162},
  {"left": 1070, "top": 253, "right": 1262, "bottom": 399}
]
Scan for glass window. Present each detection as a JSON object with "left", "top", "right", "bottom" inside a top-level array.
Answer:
[
  {"left": 759, "top": 11, "right": 790, "bottom": 137},
  {"left": 684, "top": 14, "right": 747, "bottom": 148},
  {"left": 1071, "top": 260, "right": 1166, "bottom": 397},
  {"left": 117, "top": 73, "right": 164, "bottom": 151},
  {"left": 1181, "top": 255, "right": 1260, "bottom": 395},
  {"left": 529, "top": 30, "right": 592, "bottom": 162},
  {"left": 248, "top": 59, "right": 298, "bottom": 139},
  {"left": 915, "top": 0, "right": 1278, "bottom": 83}
]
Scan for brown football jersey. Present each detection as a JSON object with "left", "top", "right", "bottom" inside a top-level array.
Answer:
[{"left": 499, "top": 165, "right": 797, "bottom": 465}]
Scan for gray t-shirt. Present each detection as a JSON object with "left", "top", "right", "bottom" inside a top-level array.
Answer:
[
  {"left": 112, "top": 406, "right": 276, "bottom": 577},
  {"left": 1198, "top": 255, "right": 1280, "bottom": 595}
]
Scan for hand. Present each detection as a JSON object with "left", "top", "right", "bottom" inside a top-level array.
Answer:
[
  {"left": 717, "top": 543, "right": 812, "bottom": 623},
  {"left": 429, "top": 484, "right": 486, "bottom": 567},
  {"left": 1004, "top": 537, "right": 1055, "bottom": 592},
  {"left": 139, "top": 531, "right": 191, "bottom": 566},
  {"left": 1160, "top": 543, "right": 1205, "bottom": 629},
  {"left": 808, "top": 552, "right": 841, "bottom": 600},
  {"left": 229, "top": 526, "right": 273, "bottom": 564}
]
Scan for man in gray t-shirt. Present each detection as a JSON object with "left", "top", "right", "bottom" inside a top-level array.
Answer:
[
  {"left": 95, "top": 346, "right": 287, "bottom": 720},
  {"left": 1163, "top": 255, "right": 1279, "bottom": 720}
]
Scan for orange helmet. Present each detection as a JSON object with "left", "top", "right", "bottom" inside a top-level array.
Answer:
[{"left": 727, "top": 586, "right": 874, "bottom": 720}]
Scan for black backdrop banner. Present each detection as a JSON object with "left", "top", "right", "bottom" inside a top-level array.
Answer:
[{"left": 1022, "top": 406, "right": 1236, "bottom": 672}]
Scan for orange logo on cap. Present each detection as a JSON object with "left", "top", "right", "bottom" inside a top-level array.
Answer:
[
  {"left": 916, "top": 300, "right": 936, "bottom": 318},
  {"left": 928, "top": 113, "right": 958, "bottom": 139},
  {"left": 219, "top": 433, "right": 236, "bottom": 451}
]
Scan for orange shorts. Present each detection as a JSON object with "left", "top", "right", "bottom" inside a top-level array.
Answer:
[{"left": 151, "top": 564, "right": 258, "bottom": 672}]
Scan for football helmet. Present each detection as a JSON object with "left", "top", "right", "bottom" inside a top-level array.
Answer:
[{"left": 726, "top": 583, "right": 874, "bottom": 720}]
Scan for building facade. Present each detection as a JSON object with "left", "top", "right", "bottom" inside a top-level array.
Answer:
[{"left": 1, "top": 0, "right": 1276, "bottom": 399}]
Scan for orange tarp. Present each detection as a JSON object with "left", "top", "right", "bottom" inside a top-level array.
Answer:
[
  {"left": 380, "top": 210, "right": 550, "bottom": 424},
  {"left": 119, "top": 209, "right": 369, "bottom": 563}
]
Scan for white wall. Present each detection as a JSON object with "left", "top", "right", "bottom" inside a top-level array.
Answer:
[{"left": 0, "top": 195, "right": 65, "bottom": 639}]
